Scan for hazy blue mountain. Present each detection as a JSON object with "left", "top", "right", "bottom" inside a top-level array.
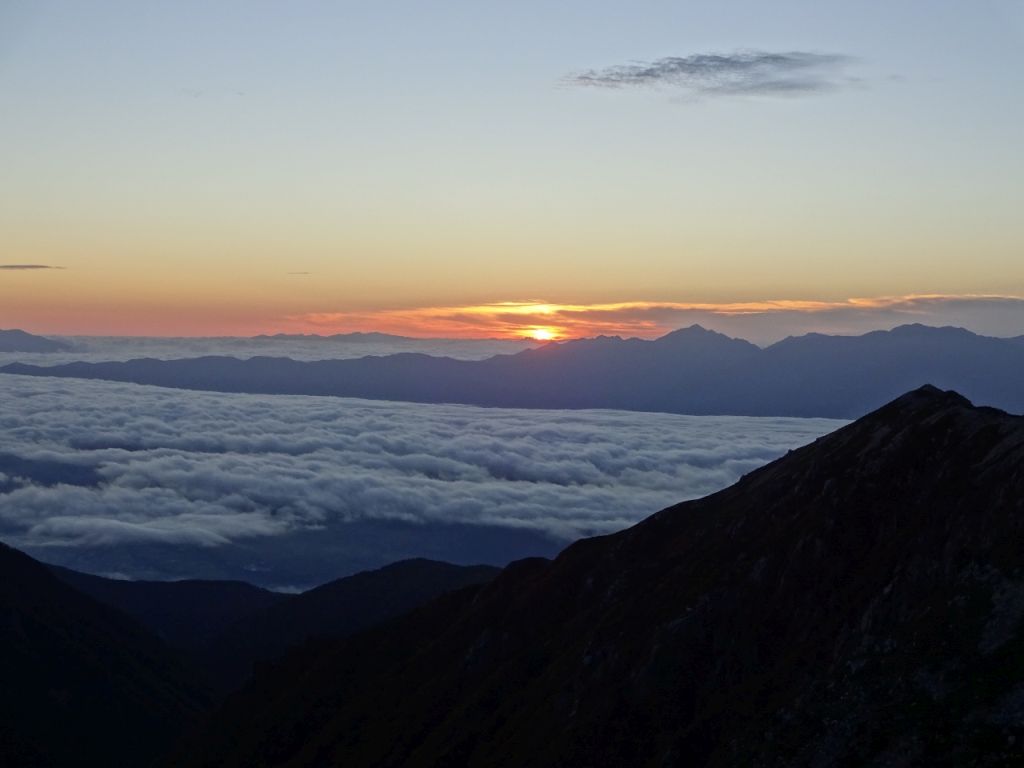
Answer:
[
  {"left": 3, "top": 334, "right": 537, "bottom": 364},
  {"left": 0, "top": 328, "right": 72, "bottom": 352},
  {"left": 753, "top": 323, "right": 1024, "bottom": 417},
  {"left": 0, "top": 542, "right": 209, "bottom": 768},
  {"left": 253, "top": 331, "right": 412, "bottom": 342},
  {"left": 177, "top": 387, "right": 1024, "bottom": 767},
  {"left": 5, "top": 324, "right": 1024, "bottom": 417}
]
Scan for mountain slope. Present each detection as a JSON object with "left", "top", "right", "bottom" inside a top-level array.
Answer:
[
  {"left": 0, "top": 543, "right": 209, "bottom": 768},
  {"left": 196, "top": 559, "right": 500, "bottom": 692},
  {"left": 48, "top": 566, "right": 286, "bottom": 649},
  {"left": 48, "top": 559, "right": 500, "bottom": 694},
  {"left": 5, "top": 325, "right": 1024, "bottom": 417},
  {"left": 180, "top": 386, "right": 1024, "bottom": 767}
]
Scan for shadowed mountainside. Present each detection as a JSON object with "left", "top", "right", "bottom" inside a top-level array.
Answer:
[
  {"left": 178, "top": 386, "right": 1024, "bottom": 767},
  {"left": 0, "top": 543, "right": 209, "bottom": 768},
  {"left": 50, "top": 558, "right": 500, "bottom": 694},
  {"left": 48, "top": 566, "right": 287, "bottom": 649},
  {"left": 194, "top": 559, "right": 500, "bottom": 692},
  {"left": 5, "top": 324, "right": 1024, "bottom": 417}
]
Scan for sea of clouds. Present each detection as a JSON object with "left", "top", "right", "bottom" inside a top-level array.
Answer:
[{"left": 0, "top": 375, "right": 842, "bottom": 585}]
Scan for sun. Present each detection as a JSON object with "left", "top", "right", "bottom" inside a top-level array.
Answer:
[{"left": 527, "top": 327, "right": 557, "bottom": 342}]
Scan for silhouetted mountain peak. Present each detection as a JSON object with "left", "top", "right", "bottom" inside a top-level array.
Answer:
[
  {"left": 880, "top": 323, "right": 978, "bottom": 339},
  {"left": 650, "top": 325, "right": 762, "bottom": 357},
  {"left": 879, "top": 382, "right": 973, "bottom": 414},
  {"left": 855, "top": 385, "right": 1013, "bottom": 453},
  {"left": 655, "top": 323, "right": 723, "bottom": 342},
  {"left": 739, "top": 385, "right": 1004, "bottom": 482}
]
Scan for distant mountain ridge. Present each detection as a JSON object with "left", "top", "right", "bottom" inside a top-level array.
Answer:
[
  {"left": 176, "top": 387, "right": 1024, "bottom": 766},
  {"left": 0, "top": 328, "right": 72, "bottom": 352},
  {"left": 253, "top": 331, "right": 410, "bottom": 341},
  {"left": 6, "top": 324, "right": 1024, "bottom": 417}
]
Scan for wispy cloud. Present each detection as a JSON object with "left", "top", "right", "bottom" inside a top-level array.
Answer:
[
  {"left": 288, "top": 295, "right": 1024, "bottom": 345},
  {"left": 568, "top": 50, "right": 855, "bottom": 98},
  {"left": 0, "top": 264, "right": 63, "bottom": 271}
]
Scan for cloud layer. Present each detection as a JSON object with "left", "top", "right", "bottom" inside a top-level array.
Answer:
[
  {"left": 0, "top": 264, "right": 63, "bottom": 270},
  {"left": 0, "top": 376, "right": 840, "bottom": 573},
  {"left": 569, "top": 50, "right": 853, "bottom": 97}
]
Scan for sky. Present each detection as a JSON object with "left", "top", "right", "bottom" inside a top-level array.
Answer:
[{"left": 1, "top": 0, "right": 1022, "bottom": 339}]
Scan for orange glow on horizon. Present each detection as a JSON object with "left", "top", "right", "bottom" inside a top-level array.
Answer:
[
  {"left": 2, "top": 293, "right": 1021, "bottom": 340},
  {"left": 282, "top": 294, "right": 1022, "bottom": 342}
]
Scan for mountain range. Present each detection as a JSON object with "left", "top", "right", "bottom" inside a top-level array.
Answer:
[
  {"left": 5, "top": 324, "right": 1023, "bottom": 417},
  {"left": 175, "top": 386, "right": 1024, "bottom": 766},
  {"left": 253, "top": 331, "right": 435, "bottom": 342}
]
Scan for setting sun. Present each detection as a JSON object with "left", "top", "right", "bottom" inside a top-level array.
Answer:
[{"left": 528, "top": 328, "right": 558, "bottom": 341}]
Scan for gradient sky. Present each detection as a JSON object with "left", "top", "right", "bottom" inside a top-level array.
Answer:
[{"left": 1, "top": 0, "right": 1022, "bottom": 338}]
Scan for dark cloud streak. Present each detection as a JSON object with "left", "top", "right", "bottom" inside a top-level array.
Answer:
[{"left": 569, "top": 50, "right": 855, "bottom": 98}]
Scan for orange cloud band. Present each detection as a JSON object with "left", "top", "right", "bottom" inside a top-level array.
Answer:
[{"left": 287, "top": 294, "right": 1024, "bottom": 341}]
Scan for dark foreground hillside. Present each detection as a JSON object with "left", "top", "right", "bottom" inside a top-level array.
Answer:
[
  {"left": 0, "top": 546, "right": 500, "bottom": 766},
  {"left": 48, "top": 559, "right": 499, "bottom": 694},
  {"left": 179, "top": 386, "right": 1024, "bottom": 767},
  {"left": 48, "top": 566, "right": 287, "bottom": 649},
  {"left": 0, "top": 544, "right": 209, "bottom": 768},
  {"left": 194, "top": 559, "right": 500, "bottom": 692}
]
